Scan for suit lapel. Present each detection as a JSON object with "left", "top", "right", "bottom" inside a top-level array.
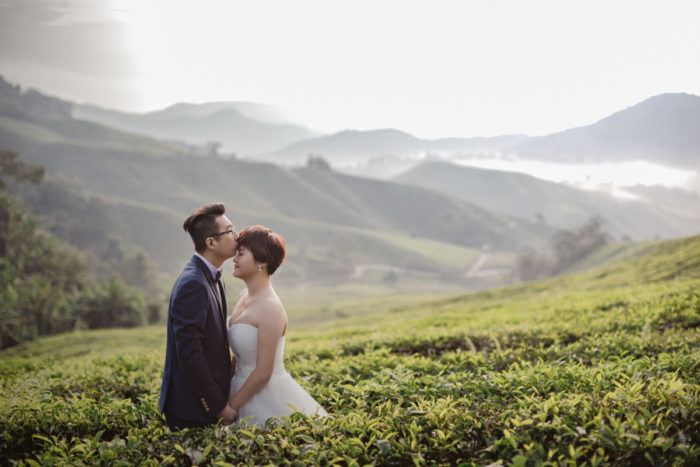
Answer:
[{"left": 191, "top": 255, "right": 227, "bottom": 331}]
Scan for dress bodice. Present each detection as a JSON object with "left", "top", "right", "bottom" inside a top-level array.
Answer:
[
  {"left": 226, "top": 323, "right": 327, "bottom": 426},
  {"left": 227, "top": 323, "right": 286, "bottom": 379}
]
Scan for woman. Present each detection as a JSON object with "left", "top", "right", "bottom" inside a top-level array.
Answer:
[{"left": 225, "top": 225, "right": 327, "bottom": 426}]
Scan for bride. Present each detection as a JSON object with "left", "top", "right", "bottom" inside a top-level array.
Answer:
[{"left": 225, "top": 225, "right": 327, "bottom": 426}]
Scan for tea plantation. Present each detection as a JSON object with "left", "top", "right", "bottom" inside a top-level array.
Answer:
[{"left": 1, "top": 235, "right": 699, "bottom": 465}]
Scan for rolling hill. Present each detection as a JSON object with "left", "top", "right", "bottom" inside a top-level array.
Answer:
[
  {"left": 5, "top": 75, "right": 698, "bottom": 286},
  {"left": 0, "top": 77, "right": 548, "bottom": 285},
  {"left": 394, "top": 160, "right": 700, "bottom": 240}
]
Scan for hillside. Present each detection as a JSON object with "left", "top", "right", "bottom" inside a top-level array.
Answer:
[
  {"left": 513, "top": 93, "right": 700, "bottom": 168},
  {"left": 73, "top": 101, "right": 316, "bottom": 156},
  {"left": 394, "top": 161, "right": 700, "bottom": 240},
  {"left": 1, "top": 234, "right": 698, "bottom": 465},
  {"left": 0, "top": 79, "right": 186, "bottom": 158},
  {"left": 0, "top": 78, "right": 549, "bottom": 285}
]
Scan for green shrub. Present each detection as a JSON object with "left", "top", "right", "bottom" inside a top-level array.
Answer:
[
  {"left": 0, "top": 195, "right": 86, "bottom": 348},
  {"left": 72, "top": 278, "right": 146, "bottom": 329}
]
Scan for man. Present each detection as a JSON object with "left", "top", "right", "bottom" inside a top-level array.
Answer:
[{"left": 159, "top": 203, "right": 239, "bottom": 430}]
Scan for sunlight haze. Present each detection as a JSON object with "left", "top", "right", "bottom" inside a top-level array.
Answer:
[{"left": 1, "top": 0, "right": 699, "bottom": 138}]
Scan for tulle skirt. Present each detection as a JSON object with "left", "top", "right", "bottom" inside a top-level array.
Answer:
[{"left": 230, "top": 369, "right": 328, "bottom": 427}]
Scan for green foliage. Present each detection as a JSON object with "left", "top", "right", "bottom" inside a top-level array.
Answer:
[
  {"left": 0, "top": 195, "right": 86, "bottom": 348},
  {"left": 71, "top": 278, "right": 146, "bottom": 329},
  {"left": 1, "top": 236, "right": 699, "bottom": 464},
  {"left": 0, "top": 190, "right": 165, "bottom": 348},
  {"left": 0, "top": 148, "right": 45, "bottom": 256},
  {"left": 0, "top": 148, "right": 44, "bottom": 191}
]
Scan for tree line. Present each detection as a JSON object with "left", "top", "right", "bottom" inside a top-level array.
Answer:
[
  {"left": 514, "top": 216, "right": 610, "bottom": 282},
  {"left": 0, "top": 149, "right": 162, "bottom": 349}
]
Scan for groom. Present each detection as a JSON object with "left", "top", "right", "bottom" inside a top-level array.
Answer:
[{"left": 159, "top": 203, "right": 239, "bottom": 430}]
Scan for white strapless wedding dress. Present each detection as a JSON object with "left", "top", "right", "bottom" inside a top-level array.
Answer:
[{"left": 227, "top": 323, "right": 327, "bottom": 426}]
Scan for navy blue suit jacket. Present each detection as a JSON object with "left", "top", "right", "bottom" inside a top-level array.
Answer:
[{"left": 159, "top": 255, "right": 231, "bottom": 424}]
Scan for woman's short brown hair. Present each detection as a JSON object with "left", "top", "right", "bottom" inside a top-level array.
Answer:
[
  {"left": 236, "top": 225, "right": 286, "bottom": 275},
  {"left": 183, "top": 203, "right": 226, "bottom": 253}
]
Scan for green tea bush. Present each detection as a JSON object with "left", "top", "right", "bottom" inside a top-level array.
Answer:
[{"left": 2, "top": 274, "right": 699, "bottom": 465}]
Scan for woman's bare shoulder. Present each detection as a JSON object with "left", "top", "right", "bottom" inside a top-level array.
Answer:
[{"left": 255, "top": 293, "right": 285, "bottom": 322}]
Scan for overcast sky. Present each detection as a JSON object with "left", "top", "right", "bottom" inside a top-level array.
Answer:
[{"left": 1, "top": 0, "right": 699, "bottom": 139}]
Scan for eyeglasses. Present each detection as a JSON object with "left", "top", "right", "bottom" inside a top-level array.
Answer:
[{"left": 209, "top": 229, "right": 235, "bottom": 238}]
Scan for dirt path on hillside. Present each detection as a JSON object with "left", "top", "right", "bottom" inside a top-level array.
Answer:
[{"left": 464, "top": 252, "right": 491, "bottom": 278}]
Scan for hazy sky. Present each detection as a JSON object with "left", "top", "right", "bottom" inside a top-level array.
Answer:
[{"left": 1, "top": 0, "right": 699, "bottom": 139}]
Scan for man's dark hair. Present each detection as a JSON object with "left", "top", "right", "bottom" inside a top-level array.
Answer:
[{"left": 183, "top": 203, "right": 226, "bottom": 253}]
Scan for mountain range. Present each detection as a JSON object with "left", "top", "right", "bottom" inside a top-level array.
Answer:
[
  {"left": 252, "top": 93, "right": 700, "bottom": 173},
  {"left": 66, "top": 80, "right": 700, "bottom": 173}
]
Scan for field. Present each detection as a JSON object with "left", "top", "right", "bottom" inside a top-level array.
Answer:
[{"left": 1, "top": 235, "right": 699, "bottom": 465}]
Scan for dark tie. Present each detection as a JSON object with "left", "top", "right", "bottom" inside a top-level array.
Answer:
[{"left": 214, "top": 271, "right": 227, "bottom": 324}]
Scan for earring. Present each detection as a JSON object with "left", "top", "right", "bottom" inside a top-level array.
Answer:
[{"left": 257, "top": 264, "right": 262, "bottom": 272}]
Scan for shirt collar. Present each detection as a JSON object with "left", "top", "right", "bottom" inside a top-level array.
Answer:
[{"left": 194, "top": 253, "right": 221, "bottom": 280}]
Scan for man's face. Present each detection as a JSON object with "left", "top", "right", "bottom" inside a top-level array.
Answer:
[{"left": 210, "top": 215, "right": 238, "bottom": 259}]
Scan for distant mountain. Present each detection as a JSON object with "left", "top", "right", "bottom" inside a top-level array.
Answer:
[
  {"left": 138, "top": 101, "right": 297, "bottom": 125},
  {"left": 72, "top": 101, "right": 317, "bottom": 156},
  {"left": 265, "top": 128, "right": 529, "bottom": 166},
  {"left": 512, "top": 93, "right": 700, "bottom": 168},
  {"left": 267, "top": 129, "right": 422, "bottom": 164},
  {"left": 266, "top": 93, "right": 700, "bottom": 172},
  {"left": 395, "top": 161, "right": 700, "bottom": 240}
]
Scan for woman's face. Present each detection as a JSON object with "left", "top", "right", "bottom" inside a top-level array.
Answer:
[{"left": 233, "top": 246, "right": 257, "bottom": 278}]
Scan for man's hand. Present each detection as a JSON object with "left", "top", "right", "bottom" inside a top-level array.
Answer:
[{"left": 218, "top": 404, "right": 238, "bottom": 425}]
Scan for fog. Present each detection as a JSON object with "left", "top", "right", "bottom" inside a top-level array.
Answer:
[{"left": 451, "top": 158, "right": 696, "bottom": 196}]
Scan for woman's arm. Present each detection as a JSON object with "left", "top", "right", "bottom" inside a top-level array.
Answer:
[{"left": 227, "top": 302, "right": 286, "bottom": 411}]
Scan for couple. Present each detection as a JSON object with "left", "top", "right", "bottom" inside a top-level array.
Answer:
[{"left": 158, "top": 203, "right": 327, "bottom": 430}]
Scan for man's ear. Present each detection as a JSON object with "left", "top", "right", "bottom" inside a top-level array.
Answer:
[{"left": 206, "top": 237, "right": 215, "bottom": 250}]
